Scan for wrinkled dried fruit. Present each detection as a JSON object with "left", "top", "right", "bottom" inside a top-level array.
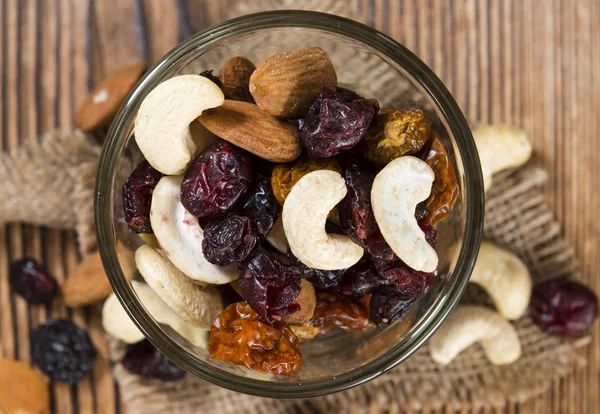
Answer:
[
  {"left": 301, "top": 87, "right": 379, "bottom": 158},
  {"left": 371, "top": 253, "right": 436, "bottom": 299},
  {"left": 9, "top": 258, "right": 58, "bottom": 304},
  {"left": 370, "top": 287, "right": 416, "bottom": 326},
  {"left": 531, "top": 279, "right": 598, "bottom": 337},
  {"left": 31, "top": 319, "right": 97, "bottom": 384},
  {"left": 238, "top": 249, "right": 301, "bottom": 323},
  {"left": 337, "top": 256, "right": 388, "bottom": 297},
  {"left": 271, "top": 156, "right": 341, "bottom": 205},
  {"left": 288, "top": 249, "right": 345, "bottom": 288},
  {"left": 289, "top": 323, "right": 320, "bottom": 342},
  {"left": 419, "top": 132, "right": 459, "bottom": 227},
  {"left": 308, "top": 290, "right": 374, "bottom": 336},
  {"left": 365, "top": 108, "right": 431, "bottom": 164},
  {"left": 202, "top": 214, "right": 258, "bottom": 266},
  {"left": 122, "top": 339, "right": 186, "bottom": 381},
  {"left": 181, "top": 140, "right": 253, "bottom": 217},
  {"left": 199, "top": 70, "right": 223, "bottom": 89},
  {"left": 209, "top": 302, "right": 302, "bottom": 375},
  {"left": 123, "top": 160, "right": 163, "bottom": 233},
  {"left": 241, "top": 176, "right": 281, "bottom": 239},
  {"left": 219, "top": 56, "right": 256, "bottom": 102},
  {"left": 336, "top": 86, "right": 363, "bottom": 101}
]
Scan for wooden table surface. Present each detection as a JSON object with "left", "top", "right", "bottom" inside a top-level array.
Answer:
[{"left": 0, "top": 1, "right": 598, "bottom": 413}]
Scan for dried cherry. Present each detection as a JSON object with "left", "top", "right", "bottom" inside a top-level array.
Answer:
[
  {"left": 181, "top": 140, "right": 253, "bottom": 218},
  {"left": 308, "top": 290, "right": 374, "bottom": 336},
  {"left": 531, "top": 279, "right": 598, "bottom": 337},
  {"left": 241, "top": 176, "right": 281, "bottom": 239},
  {"left": 122, "top": 339, "right": 185, "bottom": 381},
  {"left": 287, "top": 249, "right": 345, "bottom": 289},
  {"left": 199, "top": 70, "right": 223, "bottom": 89},
  {"left": 202, "top": 214, "right": 257, "bottom": 266},
  {"left": 336, "top": 256, "right": 389, "bottom": 297},
  {"left": 209, "top": 302, "right": 302, "bottom": 376},
  {"left": 122, "top": 160, "right": 163, "bottom": 233},
  {"left": 9, "top": 258, "right": 58, "bottom": 304},
  {"left": 300, "top": 87, "right": 379, "bottom": 158},
  {"left": 371, "top": 253, "right": 436, "bottom": 299},
  {"left": 370, "top": 287, "right": 415, "bottom": 326}
]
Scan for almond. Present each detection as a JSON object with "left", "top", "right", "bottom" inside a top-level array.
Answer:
[
  {"left": 63, "top": 243, "right": 136, "bottom": 307},
  {"left": 75, "top": 62, "right": 146, "bottom": 131},
  {"left": 219, "top": 56, "right": 256, "bottom": 103},
  {"left": 198, "top": 100, "right": 302, "bottom": 163},
  {"left": 0, "top": 358, "right": 49, "bottom": 414},
  {"left": 282, "top": 280, "right": 316, "bottom": 323},
  {"left": 249, "top": 48, "right": 337, "bottom": 118}
]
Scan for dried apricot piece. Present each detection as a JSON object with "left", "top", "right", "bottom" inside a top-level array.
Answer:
[
  {"left": 209, "top": 302, "right": 303, "bottom": 376},
  {"left": 308, "top": 290, "right": 374, "bottom": 336},
  {"left": 365, "top": 108, "right": 431, "bottom": 164},
  {"left": 419, "top": 132, "right": 459, "bottom": 227}
]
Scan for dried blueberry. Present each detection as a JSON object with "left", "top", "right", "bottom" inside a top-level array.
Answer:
[
  {"left": 199, "top": 70, "right": 223, "bottom": 89},
  {"left": 337, "top": 256, "right": 389, "bottom": 297},
  {"left": 240, "top": 177, "right": 281, "bottom": 239},
  {"left": 370, "top": 287, "right": 415, "bottom": 326},
  {"left": 531, "top": 279, "right": 598, "bottom": 337},
  {"left": 9, "top": 258, "right": 58, "bottom": 304},
  {"left": 287, "top": 248, "right": 345, "bottom": 289},
  {"left": 202, "top": 214, "right": 257, "bottom": 266},
  {"left": 300, "top": 87, "right": 379, "bottom": 158},
  {"left": 31, "top": 319, "right": 97, "bottom": 384},
  {"left": 122, "top": 340, "right": 186, "bottom": 381},
  {"left": 181, "top": 140, "right": 253, "bottom": 218},
  {"left": 238, "top": 249, "right": 301, "bottom": 323},
  {"left": 123, "top": 160, "right": 163, "bottom": 233}
]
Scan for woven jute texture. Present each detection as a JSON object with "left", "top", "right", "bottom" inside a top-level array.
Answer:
[{"left": 110, "top": 165, "right": 588, "bottom": 412}]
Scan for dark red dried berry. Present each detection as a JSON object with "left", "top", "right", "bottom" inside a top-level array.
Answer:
[
  {"left": 337, "top": 256, "right": 389, "bottom": 297},
  {"left": 300, "top": 87, "right": 379, "bottom": 158},
  {"left": 202, "top": 214, "right": 257, "bottom": 266},
  {"left": 370, "top": 287, "right": 415, "bottom": 327},
  {"left": 9, "top": 258, "right": 58, "bottom": 304},
  {"left": 287, "top": 248, "right": 345, "bottom": 289},
  {"left": 371, "top": 253, "right": 436, "bottom": 299},
  {"left": 181, "top": 140, "right": 253, "bottom": 218},
  {"left": 419, "top": 223, "right": 438, "bottom": 248},
  {"left": 123, "top": 160, "right": 163, "bottom": 233},
  {"left": 199, "top": 70, "right": 223, "bottom": 89},
  {"left": 238, "top": 249, "right": 301, "bottom": 324},
  {"left": 336, "top": 87, "right": 363, "bottom": 102},
  {"left": 31, "top": 319, "right": 97, "bottom": 384},
  {"left": 241, "top": 177, "right": 281, "bottom": 239},
  {"left": 122, "top": 339, "right": 186, "bottom": 381},
  {"left": 531, "top": 279, "right": 598, "bottom": 337}
]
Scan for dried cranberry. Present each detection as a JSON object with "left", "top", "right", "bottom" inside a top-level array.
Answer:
[
  {"left": 287, "top": 249, "right": 345, "bottom": 289},
  {"left": 202, "top": 214, "right": 257, "bottom": 266},
  {"left": 370, "top": 287, "right": 415, "bottom": 326},
  {"left": 199, "top": 70, "right": 223, "bottom": 89},
  {"left": 531, "top": 279, "right": 598, "bottom": 337},
  {"left": 9, "top": 258, "right": 58, "bottom": 304},
  {"left": 420, "top": 223, "right": 438, "bottom": 248},
  {"left": 241, "top": 177, "right": 281, "bottom": 239},
  {"left": 122, "top": 160, "right": 163, "bottom": 233},
  {"left": 336, "top": 87, "right": 363, "bottom": 101},
  {"left": 181, "top": 140, "right": 253, "bottom": 218},
  {"left": 337, "top": 256, "right": 389, "bottom": 297},
  {"left": 415, "top": 201, "right": 428, "bottom": 222},
  {"left": 372, "top": 254, "right": 436, "bottom": 299},
  {"left": 122, "top": 340, "right": 185, "bottom": 381},
  {"left": 238, "top": 249, "right": 301, "bottom": 323},
  {"left": 31, "top": 319, "right": 97, "bottom": 384},
  {"left": 300, "top": 87, "right": 379, "bottom": 158}
]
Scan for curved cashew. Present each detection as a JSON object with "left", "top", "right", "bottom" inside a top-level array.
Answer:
[
  {"left": 472, "top": 124, "right": 532, "bottom": 191},
  {"left": 135, "top": 75, "right": 224, "bottom": 175},
  {"left": 265, "top": 216, "right": 288, "bottom": 254},
  {"left": 430, "top": 305, "right": 521, "bottom": 365},
  {"left": 150, "top": 175, "right": 237, "bottom": 284},
  {"left": 283, "top": 170, "right": 364, "bottom": 270},
  {"left": 135, "top": 245, "right": 223, "bottom": 326},
  {"left": 371, "top": 156, "right": 438, "bottom": 273},
  {"left": 102, "top": 281, "right": 210, "bottom": 347}
]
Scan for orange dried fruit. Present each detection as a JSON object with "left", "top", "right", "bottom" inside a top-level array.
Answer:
[{"left": 0, "top": 358, "right": 49, "bottom": 414}]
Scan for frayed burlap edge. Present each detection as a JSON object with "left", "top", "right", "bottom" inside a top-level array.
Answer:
[{"left": 109, "top": 165, "right": 589, "bottom": 413}]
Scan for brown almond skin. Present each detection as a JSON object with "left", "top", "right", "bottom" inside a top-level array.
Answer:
[
  {"left": 0, "top": 358, "right": 49, "bottom": 414},
  {"left": 249, "top": 48, "right": 337, "bottom": 118},
  {"left": 198, "top": 100, "right": 302, "bottom": 163},
  {"left": 219, "top": 56, "right": 256, "bottom": 103},
  {"left": 282, "top": 280, "right": 316, "bottom": 323}
]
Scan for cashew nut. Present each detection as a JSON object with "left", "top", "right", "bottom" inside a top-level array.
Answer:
[
  {"left": 102, "top": 281, "right": 210, "bottom": 347},
  {"left": 472, "top": 124, "right": 532, "bottom": 191},
  {"left": 283, "top": 170, "right": 364, "bottom": 270},
  {"left": 430, "top": 305, "right": 521, "bottom": 365},
  {"left": 135, "top": 75, "right": 224, "bottom": 175},
  {"left": 371, "top": 156, "right": 438, "bottom": 273},
  {"left": 265, "top": 216, "right": 288, "bottom": 254},
  {"left": 135, "top": 244, "right": 223, "bottom": 326},
  {"left": 150, "top": 175, "right": 237, "bottom": 284}
]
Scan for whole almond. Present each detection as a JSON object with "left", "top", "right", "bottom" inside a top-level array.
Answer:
[
  {"left": 282, "top": 280, "right": 316, "bottom": 323},
  {"left": 75, "top": 62, "right": 146, "bottom": 131},
  {"left": 199, "top": 100, "right": 302, "bottom": 162},
  {"left": 249, "top": 48, "right": 337, "bottom": 118},
  {"left": 219, "top": 56, "right": 256, "bottom": 103},
  {"left": 63, "top": 243, "right": 136, "bottom": 307},
  {"left": 0, "top": 358, "right": 49, "bottom": 414}
]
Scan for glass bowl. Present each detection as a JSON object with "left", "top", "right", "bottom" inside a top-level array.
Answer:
[{"left": 95, "top": 10, "right": 483, "bottom": 397}]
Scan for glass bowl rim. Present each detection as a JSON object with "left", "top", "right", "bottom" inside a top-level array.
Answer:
[{"left": 95, "top": 10, "right": 484, "bottom": 398}]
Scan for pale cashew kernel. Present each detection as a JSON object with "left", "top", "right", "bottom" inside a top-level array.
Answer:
[
  {"left": 135, "top": 75, "right": 224, "bottom": 175},
  {"left": 430, "top": 305, "right": 521, "bottom": 365},
  {"left": 371, "top": 156, "right": 438, "bottom": 273},
  {"left": 283, "top": 170, "right": 364, "bottom": 270},
  {"left": 472, "top": 124, "right": 532, "bottom": 191},
  {"left": 135, "top": 244, "right": 223, "bottom": 326},
  {"left": 150, "top": 175, "right": 237, "bottom": 284},
  {"left": 265, "top": 216, "right": 288, "bottom": 254}
]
